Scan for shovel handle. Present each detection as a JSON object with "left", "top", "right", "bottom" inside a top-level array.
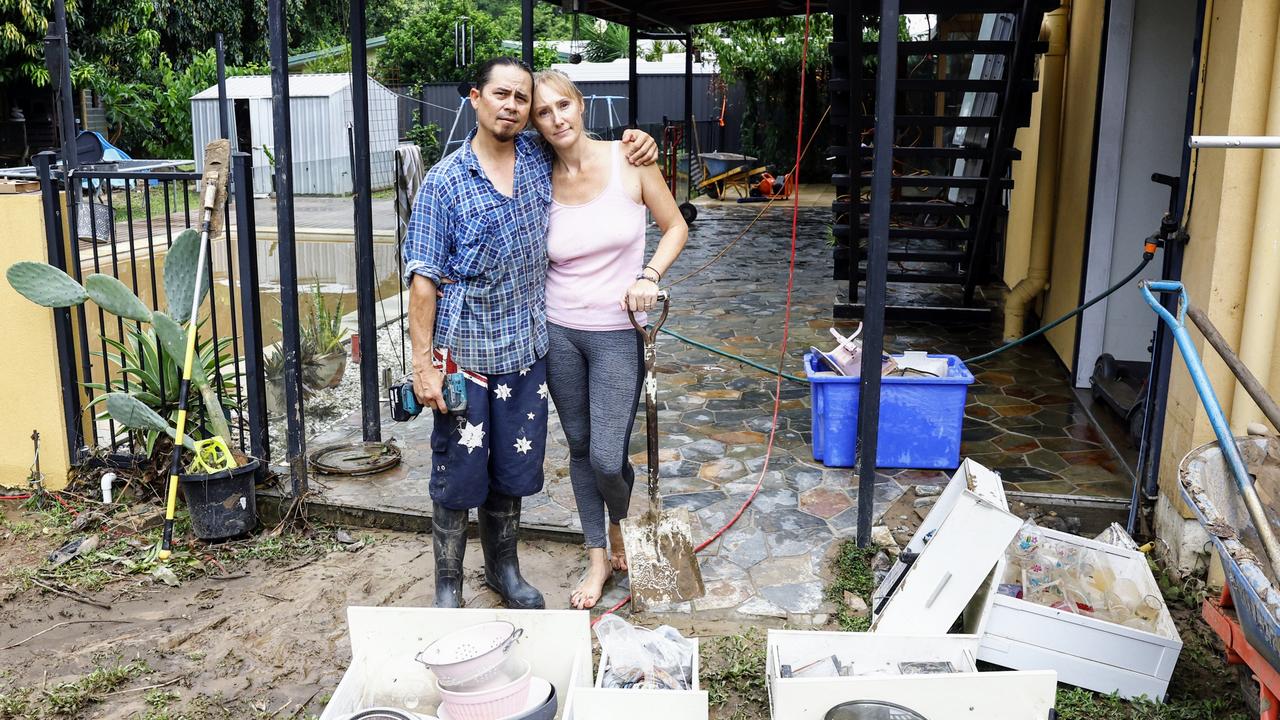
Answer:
[
  {"left": 629, "top": 292, "right": 669, "bottom": 514},
  {"left": 628, "top": 290, "right": 670, "bottom": 342}
]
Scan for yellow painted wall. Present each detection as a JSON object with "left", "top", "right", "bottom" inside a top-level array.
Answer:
[
  {"left": 1040, "top": 0, "right": 1107, "bottom": 368},
  {"left": 1158, "top": 0, "right": 1280, "bottom": 501},
  {"left": 0, "top": 192, "right": 71, "bottom": 490}
]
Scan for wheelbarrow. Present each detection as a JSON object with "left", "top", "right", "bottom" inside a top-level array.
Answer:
[
  {"left": 696, "top": 152, "right": 763, "bottom": 200},
  {"left": 1141, "top": 280, "right": 1280, "bottom": 718}
]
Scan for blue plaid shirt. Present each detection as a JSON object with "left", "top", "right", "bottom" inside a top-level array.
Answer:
[{"left": 403, "top": 128, "right": 553, "bottom": 375}]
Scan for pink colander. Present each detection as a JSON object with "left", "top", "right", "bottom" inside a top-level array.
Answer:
[{"left": 415, "top": 621, "right": 523, "bottom": 688}]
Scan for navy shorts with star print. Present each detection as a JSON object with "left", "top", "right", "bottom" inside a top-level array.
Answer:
[{"left": 429, "top": 355, "right": 549, "bottom": 510}]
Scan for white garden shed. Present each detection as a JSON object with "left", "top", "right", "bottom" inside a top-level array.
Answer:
[{"left": 191, "top": 73, "right": 398, "bottom": 196}]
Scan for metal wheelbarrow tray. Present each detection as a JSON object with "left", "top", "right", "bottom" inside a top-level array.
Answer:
[
  {"left": 1178, "top": 437, "right": 1280, "bottom": 676},
  {"left": 1141, "top": 280, "right": 1280, "bottom": 683}
]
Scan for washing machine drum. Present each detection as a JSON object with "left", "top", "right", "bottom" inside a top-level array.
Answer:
[{"left": 824, "top": 700, "right": 930, "bottom": 720}]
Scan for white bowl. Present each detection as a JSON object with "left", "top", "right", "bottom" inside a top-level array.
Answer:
[{"left": 437, "top": 678, "right": 553, "bottom": 720}]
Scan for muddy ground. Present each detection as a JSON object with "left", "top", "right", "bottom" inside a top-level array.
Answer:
[
  {"left": 0, "top": 500, "right": 591, "bottom": 719},
  {"left": 1, "top": 488, "right": 1254, "bottom": 720}
]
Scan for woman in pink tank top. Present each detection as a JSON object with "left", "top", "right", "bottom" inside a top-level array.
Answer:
[{"left": 531, "top": 70, "right": 689, "bottom": 608}]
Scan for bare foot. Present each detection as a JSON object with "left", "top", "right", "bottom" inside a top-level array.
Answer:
[
  {"left": 608, "top": 522, "right": 628, "bottom": 571},
  {"left": 570, "top": 548, "right": 613, "bottom": 610}
]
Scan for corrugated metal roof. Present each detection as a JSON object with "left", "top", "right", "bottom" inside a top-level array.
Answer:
[
  {"left": 549, "top": 55, "right": 719, "bottom": 82},
  {"left": 191, "top": 74, "right": 355, "bottom": 101}
]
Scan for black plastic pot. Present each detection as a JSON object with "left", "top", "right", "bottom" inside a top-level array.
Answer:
[{"left": 179, "top": 459, "right": 260, "bottom": 540}]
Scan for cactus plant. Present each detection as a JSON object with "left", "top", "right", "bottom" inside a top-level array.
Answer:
[
  {"left": 6, "top": 262, "right": 88, "bottom": 307},
  {"left": 163, "top": 229, "right": 210, "bottom": 324},
  {"left": 105, "top": 392, "right": 196, "bottom": 453},
  {"left": 6, "top": 225, "right": 237, "bottom": 461},
  {"left": 85, "top": 274, "right": 153, "bottom": 323}
]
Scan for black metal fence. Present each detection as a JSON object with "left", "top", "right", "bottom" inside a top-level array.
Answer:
[{"left": 34, "top": 150, "right": 268, "bottom": 467}]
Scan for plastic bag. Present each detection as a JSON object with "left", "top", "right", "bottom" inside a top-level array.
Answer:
[{"left": 594, "top": 615, "right": 695, "bottom": 690}]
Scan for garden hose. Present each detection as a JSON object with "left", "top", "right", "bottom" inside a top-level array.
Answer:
[
  {"left": 963, "top": 252, "right": 1155, "bottom": 365},
  {"left": 655, "top": 252, "right": 1156, "bottom": 383}
]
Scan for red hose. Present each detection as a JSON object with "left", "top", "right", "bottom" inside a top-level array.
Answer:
[
  {"left": 594, "top": 1, "right": 813, "bottom": 625},
  {"left": 0, "top": 494, "right": 31, "bottom": 501}
]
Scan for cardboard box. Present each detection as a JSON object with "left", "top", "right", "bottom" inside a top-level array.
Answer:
[{"left": 0, "top": 179, "right": 39, "bottom": 194}]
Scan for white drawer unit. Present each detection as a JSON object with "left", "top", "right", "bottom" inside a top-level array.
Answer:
[
  {"left": 977, "top": 527, "right": 1183, "bottom": 701},
  {"left": 567, "top": 640, "right": 708, "bottom": 720},
  {"left": 871, "top": 460, "right": 1022, "bottom": 636},
  {"left": 766, "top": 630, "right": 1057, "bottom": 719},
  {"left": 321, "top": 607, "right": 593, "bottom": 720},
  {"left": 870, "top": 459, "right": 1184, "bottom": 701}
]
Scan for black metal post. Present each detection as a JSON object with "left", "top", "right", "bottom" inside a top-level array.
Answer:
[
  {"left": 1135, "top": 0, "right": 1208, "bottom": 510},
  {"left": 216, "top": 33, "right": 231, "bottom": 141},
  {"left": 350, "top": 0, "right": 381, "bottom": 442},
  {"left": 684, "top": 32, "right": 693, "bottom": 202},
  {"left": 233, "top": 151, "right": 269, "bottom": 463},
  {"left": 268, "top": 0, "right": 307, "bottom": 496},
  {"left": 521, "top": 0, "right": 534, "bottom": 66},
  {"left": 856, "top": 1, "right": 899, "bottom": 549},
  {"left": 628, "top": 14, "right": 638, "bottom": 128},
  {"left": 34, "top": 152, "right": 83, "bottom": 464},
  {"left": 45, "top": 0, "right": 78, "bottom": 244}
]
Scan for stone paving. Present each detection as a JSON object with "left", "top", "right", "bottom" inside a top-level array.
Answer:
[{"left": 283, "top": 201, "right": 1132, "bottom": 623}]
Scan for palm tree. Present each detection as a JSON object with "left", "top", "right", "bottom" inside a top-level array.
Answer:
[{"left": 582, "top": 21, "right": 628, "bottom": 62}]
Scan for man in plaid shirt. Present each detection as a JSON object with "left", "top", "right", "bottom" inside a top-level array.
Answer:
[{"left": 405, "top": 57, "right": 657, "bottom": 609}]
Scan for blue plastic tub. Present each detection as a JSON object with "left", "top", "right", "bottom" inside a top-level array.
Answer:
[{"left": 805, "top": 352, "right": 975, "bottom": 469}]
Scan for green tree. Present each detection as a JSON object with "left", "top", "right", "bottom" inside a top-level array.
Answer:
[
  {"left": 0, "top": 0, "right": 70, "bottom": 86},
  {"left": 582, "top": 20, "right": 627, "bottom": 62},
  {"left": 493, "top": 2, "right": 571, "bottom": 39},
  {"left": 379, "top": 0, "right": 503, "bottom": 86},
  {"left": 696, "top": 15, "right": 834, "bottom": 179}
]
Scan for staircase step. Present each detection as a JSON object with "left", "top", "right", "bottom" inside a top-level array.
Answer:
[
  {"left": 854, "top": 115, "right": 999, "bottom": 127},
  {"left": 835, "top": 247, "right": 968, "bottom": 263},
  {"left": 832, "top": 200, "right": 978, "bottom": 216},
  {"left": 832, "top": 225, "right": 973, "bottom": 241},
  {"left": 832, "top": 173, "right": 1014, "bottom": 190}
]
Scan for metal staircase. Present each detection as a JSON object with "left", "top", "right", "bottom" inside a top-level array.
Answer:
[{"left": 829, "top": 1, "right": 1058, "bottom": 320}]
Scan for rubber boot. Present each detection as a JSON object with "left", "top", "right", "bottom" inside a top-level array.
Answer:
[
  {"left": 478, "top": 492, "right": 545, "bottom": 609},
  {"left": 432, "top": 502, "right": 468, "bottom": 608}
]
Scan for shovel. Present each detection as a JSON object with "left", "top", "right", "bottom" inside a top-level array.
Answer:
[{"left": 622, "top": 291, "right": 705, "bottom": 610}]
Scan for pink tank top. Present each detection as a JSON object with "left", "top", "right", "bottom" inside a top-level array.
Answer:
[{"left": 546, "top": 141, "right": 647, "bottom": 331}]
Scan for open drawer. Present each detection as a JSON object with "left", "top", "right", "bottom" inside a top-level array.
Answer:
[
  {"left": 320, "top": 607, "right": 593, "bottom": 720},
  {"left": 766, "top": 630, "right": 1057, "bottom": 719},
  {"left": 567, "top": 639, "right": 708, "bottom": 720}
]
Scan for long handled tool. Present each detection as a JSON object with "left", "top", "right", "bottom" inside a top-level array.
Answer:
[
  {"left": 1140, "top": 280, "right": 1280, "bottom": 581},
  {"left": 621, "top": 291, "right": 705, "bottom": 610},
  {"left": 159, "top": 139, "right": 235, "bottom": 560}
]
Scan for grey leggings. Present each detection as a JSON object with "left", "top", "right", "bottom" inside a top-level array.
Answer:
[{"left": 546, "top": 322, "right": 643, "bottom": 548}]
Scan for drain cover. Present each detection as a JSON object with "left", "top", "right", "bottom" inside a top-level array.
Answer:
[{"left": 308, "top": 441, "right": 402, "bottom": 476}]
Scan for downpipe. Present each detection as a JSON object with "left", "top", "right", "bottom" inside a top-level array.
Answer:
[{"left": 1003, "top": 5, "right": 1070, "bottom": 341}]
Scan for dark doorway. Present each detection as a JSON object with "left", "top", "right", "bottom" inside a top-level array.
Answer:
[{"left": 234, "top": 99, "right": 252, "bottom": 153}]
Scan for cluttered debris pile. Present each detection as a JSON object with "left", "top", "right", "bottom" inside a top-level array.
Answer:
[{"left": 320, "top": 459, "right": 1184, "bottom": 719}]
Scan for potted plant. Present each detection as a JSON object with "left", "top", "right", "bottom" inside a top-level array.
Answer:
[
  {"left": 263, "top": 340, "right": 328, "bottom": 418},
  {"left": 7, "top": 229, "right": 260, "bottom": 540},
  {"left": 303, "top": 282, "right": 350, "bottom": 389}
]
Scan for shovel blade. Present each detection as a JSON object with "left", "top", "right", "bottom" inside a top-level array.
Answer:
[{"left": 620, "top": 507, "right": 705, "bottom": 610}]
